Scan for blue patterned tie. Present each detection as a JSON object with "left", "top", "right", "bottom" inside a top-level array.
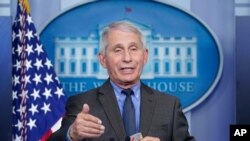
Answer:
[{"left": 122, "top": 88, "right": 136, "bottom": 138}]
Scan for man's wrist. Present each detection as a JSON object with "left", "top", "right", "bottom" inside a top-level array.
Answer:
[
  {"left": 67, "top": 125, "right": 81, "bottom": 141},
  {"left": 68, "top": 125, "right": 81, "bottom": 141}
]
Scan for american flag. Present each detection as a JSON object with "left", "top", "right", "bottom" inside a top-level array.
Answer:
[{"left": 12, "top": 0, "right": 67, "bottom": 140}]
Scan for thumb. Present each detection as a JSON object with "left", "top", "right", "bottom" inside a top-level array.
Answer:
[{"left": 82, "top": 103, "right": 90, "bottom": 114}]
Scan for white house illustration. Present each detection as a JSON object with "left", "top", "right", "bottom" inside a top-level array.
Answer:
[{"left": 54, "top": 19, "right": 197, "bottom": 79}]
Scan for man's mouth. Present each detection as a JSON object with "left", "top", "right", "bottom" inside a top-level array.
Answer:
[{"left": 120, "top": 67, "right": 134, "bottom": 72}]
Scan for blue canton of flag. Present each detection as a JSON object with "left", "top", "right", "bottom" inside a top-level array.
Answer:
[{"left": 12, "top": 0, "right": 67, "bottom": 141}]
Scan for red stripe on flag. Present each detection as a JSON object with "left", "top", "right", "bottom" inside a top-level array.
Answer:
[{"left": 41, "top": 129, "right": 52, "bottom": 141}]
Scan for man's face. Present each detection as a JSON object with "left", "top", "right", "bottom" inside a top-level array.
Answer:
[{"left": 99, "top": 29, "right": 148, "bottom": 87}]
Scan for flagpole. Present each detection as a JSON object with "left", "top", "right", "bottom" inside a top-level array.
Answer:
[{"left": 18, "top": 0, "right": 29, "bottom": 140}]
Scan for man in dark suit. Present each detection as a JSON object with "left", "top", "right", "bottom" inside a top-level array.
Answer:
[{"left": 48, "top": 21, "right": 195, "bottom": 141}]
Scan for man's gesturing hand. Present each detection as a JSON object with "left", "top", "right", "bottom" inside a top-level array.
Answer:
[
  {"left": 142, "top": 136, "right": 160, "bottom": 141},
  {"left": 69, "top": 104, "right": 105, "bottom": 141}
]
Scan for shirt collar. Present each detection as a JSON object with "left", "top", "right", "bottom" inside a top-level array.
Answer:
[{"left": 110, "top": 80, "right": 141, "bottom": 99}]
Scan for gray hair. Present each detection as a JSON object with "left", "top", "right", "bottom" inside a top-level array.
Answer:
[{"left": 100, "top": 21, "right": 146, "bottom": 55}]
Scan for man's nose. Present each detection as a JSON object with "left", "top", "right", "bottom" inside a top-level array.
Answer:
[{"left": 123, "top": 50, "right": 132, "bottom": 62}]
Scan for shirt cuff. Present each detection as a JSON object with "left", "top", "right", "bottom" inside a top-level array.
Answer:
[{"left": 66, "top": 126, "right": 73, "bottom": 141}]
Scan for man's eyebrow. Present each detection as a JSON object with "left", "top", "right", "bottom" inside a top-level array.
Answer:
[
  {"left": 129, "top": 42, "right": 138, "bottom": 46},
  {"left": 113, "top": 43, "right": 124, "bottom": 49}
]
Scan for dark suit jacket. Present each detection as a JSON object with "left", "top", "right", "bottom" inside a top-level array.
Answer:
[{"left": 48, "top": 80, "right": 195, "bottom": 141}]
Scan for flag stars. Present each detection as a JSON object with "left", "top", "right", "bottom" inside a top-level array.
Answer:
[
  {"left": 12, "top": 47, "right": 15, "bottom": 54},
  {"left": 28, "top": 104, "right": 39, "bottom": 115},
  {"left": 23, "top": 75, "right": 31, "bottom": 84},
  {"left": 18, "top": 90, "right": 29, "bottom": 99},
  {"left": 12, "top": 31, "right": 16, "bottom": 41},
  {"left": 30, "top": 89, "right": 41, "bottom": 101},
  {"left": 25, "top": 59, "right": 33, "bottom": 71},
  {"left": 12, "top": 91, "right": 18, "bottom": 100},
  {"left": 25, "top": 29, "right": 34, "bottom": 41},
  {"left": 12, "top": 18, "right": 18, "bottom": 27},
  {"left": 55, "top": 76, "right": 60, "bottom": 83},
  {"left": 55, "top": 87, "right": 64, "bottom": 98},
  {"left": 14, "top": 119, "right": 23, "bottom": 131},
  {"left": 32, "top": 73, "right": 42, "bottom": 85},
  {"left": 34, "top": 33, "right": 39, "bottom": 39},
  {"left": 16, "top": 29, "right": 22, "bottom": 41},
  {"left": 27, "top": 118, "right": 37, "bottom": 130},
  {"left": 41, "top": 103, "right": 51, "bottom": 114},
  {"left": 18, "top": 14, "right": 25, "bottom": 24},
  {"left": 34, "top": 58, "right": 43, "bottom": 70},
  {"left": 13, "top": 60, "right": 21, "bottom": 71},
  {"left": 14, "top": 134, "right": 22, "bottom": 141},
  {"left": 26, "top": 44, "right": 34, "bottom": 56},
  {"left": 13, "top": 106, "right": 16, "bottom": 115},
  {"left": 26, "top": 15, "right": 33, "bottom": 25},
  {"left": 15, "top": 44, "right": 23, "bottom": 56},
  {"left": 35, "top": 43, "right": 44, "bottom": 55},
  {"left": 44, "top": 73, "right": 53, "bottom": 85},
  {"left": 13, "top": 2, "right": 67, "bottom": 137},
  {"left": 16, "top": 106, "right": 22, "bottom": 115},
  {"left": 13, "top": 75, "right": 20, "bottom": 86},
  {"left": 45, "top": 58, "right": 53, "bottom": 69},
  {"left": 43, "top": 88, "right": 52, "bottom": 100},
  {"left": 16, "top": 105, "right": 27, "bottom": 114}
]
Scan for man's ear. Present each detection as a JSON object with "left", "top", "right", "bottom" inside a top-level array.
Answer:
[
  {"left": 143, "top": 48, "right": 149, "bottom": 64},
  {"left": 98, "top": 53, "right": 107, "bottom": 68}
]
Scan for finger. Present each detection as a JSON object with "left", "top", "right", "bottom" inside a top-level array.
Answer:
[
  {"left": 71, "top": 121, "right": 105, "bottom": 140},
  {"left": 82, "top": 103, "right": 90, "bottom": 114},
  {"left": 81, "top": 104, "right": 102, "bottom": 124},
  {"left": 81, "top": 113, "right": 102, "bottom": 124},
  {"left": 78, "top": 130, "right": 104, "bottom": 139},
  {"left": 142, "top": 136, "right": 160, "bottom": 141},
  {"left": 79, "top": 125, "right": 105, "bottom": 135},
  {"left": 70, "top": 120, "right": 105, "bottom": 140},
  {"left": 78, "top": 119, "right": 105, "bottom": 131}
]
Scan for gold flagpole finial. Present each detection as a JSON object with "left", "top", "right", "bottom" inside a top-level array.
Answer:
[{"left": 18, "top": 0, "right": 30, "bottom": 14}]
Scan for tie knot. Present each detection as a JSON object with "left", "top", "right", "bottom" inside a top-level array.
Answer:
[{"left": 122, "top": 88, "right": 133, "bottom": 96}]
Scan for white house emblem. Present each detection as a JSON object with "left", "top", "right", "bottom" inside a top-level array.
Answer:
[{"left": 40, "top": 1, "right": 222, "bottom": 112}]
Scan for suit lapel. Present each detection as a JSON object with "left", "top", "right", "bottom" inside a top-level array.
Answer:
[
  {"left": 98, "top": 80, "right": 126, "bottom": 141},
  {"left": 139, "top": 83, "right": 156, "bottom": 136}
]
